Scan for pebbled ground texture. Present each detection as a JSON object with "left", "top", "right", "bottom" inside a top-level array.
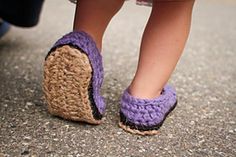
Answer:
[{"left": 0, "top": 0, "right": 236, "bottom": 156}]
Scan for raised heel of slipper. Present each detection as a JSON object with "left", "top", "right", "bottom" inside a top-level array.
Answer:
[{"left": 43, "top": 45, "right": 102, "bottom": 124}]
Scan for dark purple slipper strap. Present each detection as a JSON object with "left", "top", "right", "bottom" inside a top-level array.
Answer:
[
  {"left": 120, "top": 85, "right": 177, "bottom": 127},
  {"left": 48, "top": 31, "right": 106, "bottom": 115}
]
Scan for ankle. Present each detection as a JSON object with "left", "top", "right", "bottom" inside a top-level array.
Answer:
[{"left": 128, "top": 84, "right": 162, "bottom": 99}]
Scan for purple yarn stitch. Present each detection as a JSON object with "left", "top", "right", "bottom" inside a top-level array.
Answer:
[
  {"left": 50, "top": 31, "right": 105, "bottom": 115},
  {"left": 120, "top": 85, "right": 177, "bottom": 127}
]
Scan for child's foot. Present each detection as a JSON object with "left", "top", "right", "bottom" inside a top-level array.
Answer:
[
  {"left": 43, "top": 31, "right": 105, "bottom": 124},
  {"left": 119, "top": 85, "right": 177, "bottom": 135}
]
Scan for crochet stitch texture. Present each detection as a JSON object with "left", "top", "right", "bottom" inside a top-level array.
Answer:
[
  {"left": 48, "top": 31, "right": 106, "bottom": 115},
  {"left": 120, "top": 85, "right": 177, "bottom": 127}
]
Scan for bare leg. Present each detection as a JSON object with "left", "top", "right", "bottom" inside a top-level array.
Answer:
[
  {"left": 73, "top": 0, "right": 124, "bottom": 51},
  {"left": 43, "top": 0, "right": 124, "bottom": 124},
  {"left": 129, "top": 0, "right": 195, "bottom": 99}
]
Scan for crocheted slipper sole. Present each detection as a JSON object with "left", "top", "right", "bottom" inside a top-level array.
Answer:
[
  {"left": 118, "top": 101, "right": 177, "bottom": 135},
  {"left": 43, "top": 45, "right": 102, "bottom": 124}
]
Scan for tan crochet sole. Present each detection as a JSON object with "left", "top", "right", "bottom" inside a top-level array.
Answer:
[
  {"left": 118, "top": 122, "right": 159, "bottom": 136},
  {"left": 119, "top": 105, "right": 176, "bottom": 135},
  {"left": 43, "top": 45, "right": 101, "bottom": 124}
]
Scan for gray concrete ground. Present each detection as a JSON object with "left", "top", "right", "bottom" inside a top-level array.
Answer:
[{"left": 0, "top": 0, "right": 236, "bottom": 156}]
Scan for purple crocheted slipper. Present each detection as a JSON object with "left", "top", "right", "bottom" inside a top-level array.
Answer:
[
  {"left": 43, "top": 31, "right": 105, "bottom": 124},
  {"left": 119, "top": 85, "right": 177, "bottom": 135}
]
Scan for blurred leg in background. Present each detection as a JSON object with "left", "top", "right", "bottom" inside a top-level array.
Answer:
[{"left": 0, "top": 0, "right": 44, "bottom": 38}]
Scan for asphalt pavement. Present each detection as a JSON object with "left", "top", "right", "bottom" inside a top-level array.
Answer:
[{"left": 0, "top": 0, "right": 236, "bottom": 156}]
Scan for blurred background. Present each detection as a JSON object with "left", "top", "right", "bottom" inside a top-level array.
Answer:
[{"left": 0, "top": 0, "right": 236, "bottom": 156}]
